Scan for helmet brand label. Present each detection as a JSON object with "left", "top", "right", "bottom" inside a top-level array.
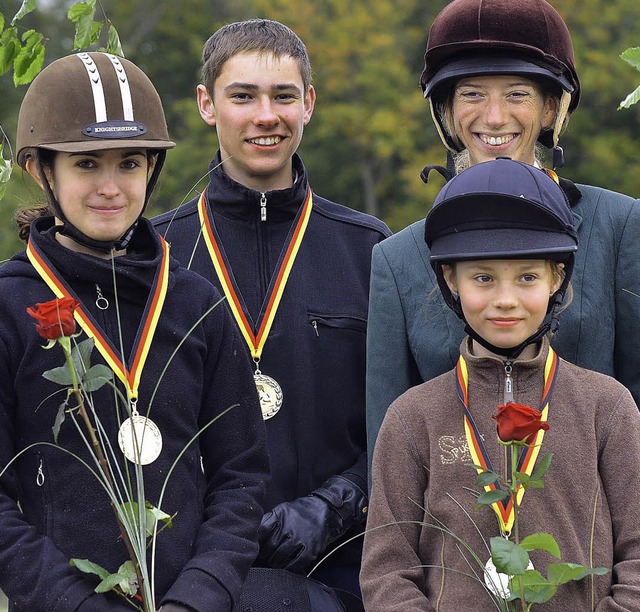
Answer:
[{"left": 83, "top": 121, "right": 148, "bottom": 139}]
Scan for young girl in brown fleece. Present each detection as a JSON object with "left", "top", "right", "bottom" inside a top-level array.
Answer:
[{"left": 361, "top": 158, "right": 640, "bottom": 611}]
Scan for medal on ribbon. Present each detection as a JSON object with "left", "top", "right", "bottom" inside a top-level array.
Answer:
[
  {"left": 27, "top": 236, "right": 170, "bottom": 465},
  {"left": 456, "top": 348, "right": 559, "bottom": 598},
  {"left": 198, "top": 187, "right": 313, "bottom": 420}
]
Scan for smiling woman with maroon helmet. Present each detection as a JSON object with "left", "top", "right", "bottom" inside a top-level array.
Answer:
[{"left": 366, "top": 0, "right": 640, "bottom": 483}]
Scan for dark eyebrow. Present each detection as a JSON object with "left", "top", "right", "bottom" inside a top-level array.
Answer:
[
  {"left": 68, "top": 150, "right": 146, "bottom": 159},
  {"left": 224, "top": 82, "right": 302, "bottom": 94},
  {"left": 456, "top": 78, "right": 537, "bottom": 89}
]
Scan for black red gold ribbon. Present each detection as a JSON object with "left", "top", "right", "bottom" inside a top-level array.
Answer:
[
  {"left": 197, "top": 187, "right": 313, "bottom": 362},
  {"left": 26, "top": 236, "right": 170, "bottom": 404},
  {"left": 457, "top": 348, "right": 558, "bottom": 535}
]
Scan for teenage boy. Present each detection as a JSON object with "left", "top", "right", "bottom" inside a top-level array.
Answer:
[{"left": 153, "top": 18, "right": 391, "bottom": 605}]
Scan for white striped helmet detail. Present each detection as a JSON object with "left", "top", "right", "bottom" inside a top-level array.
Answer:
[{"left": 17, "top": 51, "right": 174, "bottom": 168}]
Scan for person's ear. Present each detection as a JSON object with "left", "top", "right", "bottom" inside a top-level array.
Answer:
[
  {"left": 303, "top": 85, "right": 316, "bottom": 126},
  {"left": 197, "top": 84, "right": 216, "bottom": 127},
  {"left": 442, "top": 264, "right": 458, "bottom": 295},
  {"left": 551, "top": 262, "right": 565, "bottom": 294},
  {"left": 542, "top": 94, "right": 558, "bottom": 130},
  {"left": 25, "top": 158, "right": 48, "bottom": 190}
]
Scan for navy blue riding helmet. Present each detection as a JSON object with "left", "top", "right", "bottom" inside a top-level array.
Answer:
[{"left": 425, "top": 157, "right": 578, "bottom": 358}]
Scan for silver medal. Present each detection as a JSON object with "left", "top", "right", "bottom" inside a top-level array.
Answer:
[
  {"left": 254, "top": 373, "right": 283, "bottom": 420},
  {"left": 484, "top": 556, "right": 534, "bottom": 599},
  {"left": 118, "top": 414, "right": 163, "bottom": 465}
]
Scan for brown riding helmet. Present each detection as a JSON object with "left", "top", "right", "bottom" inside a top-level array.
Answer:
[
  {"left": 419, "top": 0, "right": 580, "bottom": 153},
  {"left": 16, "top": 52, "right": 175, "bottom": 251},
  {"left": 17, "top": 51, "right": 175, "bottom": 169}
]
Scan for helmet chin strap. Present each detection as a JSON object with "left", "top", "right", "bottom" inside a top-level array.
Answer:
[
  {"left": 51, "top": 219, "right": 139, "bottom": 253},
  {"left": 35, "top": 150, "right": 165, "bottom": 253},
  {"left": 463, "top": 293, "right": 564, "bottom": 361}
]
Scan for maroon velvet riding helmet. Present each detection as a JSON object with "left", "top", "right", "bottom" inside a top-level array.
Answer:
[{"left": 419, "top": 0, "right": 580, "bottom": 151}]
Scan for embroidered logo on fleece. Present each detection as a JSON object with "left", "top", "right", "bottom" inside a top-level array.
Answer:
[{"left": 438, "top": 434, "right": 483, "bottom": 465}]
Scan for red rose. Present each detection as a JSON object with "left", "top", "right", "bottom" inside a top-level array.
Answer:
[
  {"left": 492, "top": 401, "right": 549, "bottom": 444},
  {"left": 27, "top": 297, "right": 80, "bottom": 340}
]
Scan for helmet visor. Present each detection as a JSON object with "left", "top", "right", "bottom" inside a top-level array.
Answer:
[{"left": 424, "top": 55, "right": 575, "bottom": 99}]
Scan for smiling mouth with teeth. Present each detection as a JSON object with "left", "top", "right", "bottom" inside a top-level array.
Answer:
[
  {"left": 479, "top": 134, "right": 516, "bottom": 146},
  {"left": 248, "top": 136, "right": 282, "bottom": 146}
]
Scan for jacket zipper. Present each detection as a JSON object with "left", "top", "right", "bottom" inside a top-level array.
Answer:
[
  {"left": 36, "top": 458, "right": 45, "bottom": 486},
  {"left": 95, "top": 284, "right": 109, "bottom": 310},
  {"left": 503, "top": 360, "right": 513, "bottom": 403},
  {"left": 503, "top": 360, "right": 514, "bottom": 482},
  {"left": 260, "top": 192, "right": 267, "bottom": 221}
]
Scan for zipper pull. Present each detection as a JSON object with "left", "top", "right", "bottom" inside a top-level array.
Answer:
[
  {"left": 504, "top": 360, "right": 513, "bottom": 403},
  {"left": 95, "top": 284, "right": 109, "bottom": 310},
  {"left": 36, "top": 459, "right": 45, "bottom": 487},
  {"left": 311, "top": 320, "right": 319, "bottom": 336},
  {"left": 260, "top": 192, "right": 267, "bottom": 222}
]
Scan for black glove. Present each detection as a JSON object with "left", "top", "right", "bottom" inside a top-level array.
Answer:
[{"left": 257, "top": 474, "right": 368, "bottom": 573}]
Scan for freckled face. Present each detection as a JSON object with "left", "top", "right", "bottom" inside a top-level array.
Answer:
[
  {"left": 452, "top": 75, "right": 557, "bottom": 165},
  {"left": 443, "top": 259, "right": 562, "bottom": 356},
  {"left": 197, "top": 51, "right": 316, "bottom": 192}
]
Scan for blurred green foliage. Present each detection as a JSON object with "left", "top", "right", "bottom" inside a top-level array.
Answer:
[{"left": 1, "top": 0, "right": 639, "bottom": 264}]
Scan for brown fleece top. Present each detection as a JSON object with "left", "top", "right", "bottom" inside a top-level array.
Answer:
[{"left": 361, "top": 338, "right": 640, "bottom": 611}]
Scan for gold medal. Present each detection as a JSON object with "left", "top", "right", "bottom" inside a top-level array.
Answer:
[
  {"left": 254, "top": 372, "right": 283, "bottom": 420},
  {"left": 118, "top": 413, "right": 163, "bottom": 465}
]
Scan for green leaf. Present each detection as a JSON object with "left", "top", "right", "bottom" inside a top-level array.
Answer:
[
  {"left": 476, "top": 470, "right": 500, "bottom": 487},
  {"left": 522, "top": 479, "right": 545, "bottom": 490},
  {"left": 73, "top": 338, "right": 94, "bottom": 373},
  {"left": 145, "top": 501, "right": 173, "bottom": 532},
  {"left": 89, "top": 20, "right": 102, "bottom": 47},
  {"left": 513, "top": 471, "right": 539, "bottom": 490},
  {"left": 106, "top": 24, "right": 123, "bottom": 56},
  {"left": 68, "top": 1, "right": 97, "bottom": 50},
  {"left": 530, "top": 452, "right": 552, "bottom": 481},
  {"left": 509, "top": 570, "right": 557, "bottom": 604},
  {"left": 620, "top": 47, "right": 640, "bottom": 71},
  {"left": 43, "top": 363, "right": 74, "bottom": 386},
  {"left": 0, "top": 33, "right": 21, "bottom": 77},
  {"left": 0, "top": 145, "right": 12, "bottom": 200},
  {"left": 619, "top": 85, "right": 640, "bottom": 110},
  {"left": 13, "top": 29, "right": 44, "bottom": 86},
  {"left": 70, "top": 558, "right": 111, "bottom": 580},
  {"left": 475, "top": 489, "right": 509, "bottom": 508},
  {"left": 95, "top": 572, "right": 126, "bottom": 593},
  {"left": 547, "top": 562, "right": 609, "bottom": 585},
  {"left": 68, "top": 0, "right": 96, "bottom": 21},
  {"left": 519, "top": 532, "right": 561, "bottom": 558},
  {"left": 11, "top": 0, "right": 37, "bottom": 25},
  {"left": 491, "top": 537, "right": 530, "bottom": 575},
  {"left": 0, "top": 12, "right": 4, "bottom": 31},
  {"left": 94, "top": 560, "right": 138, "bottom": 596},
  {"left": 120, "top": 500, "right": 173, "bottom": 537},
  {"left": 114, "top": 560, "right": 138, "bottom": 595},
  {"left": 82, "top": 364, "right": 113, "bottom": 392},
  {"left": 52, "top": 401, "right": 67, "bottom": 443}
]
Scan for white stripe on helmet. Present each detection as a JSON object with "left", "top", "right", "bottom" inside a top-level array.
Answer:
[
  {"left": 77, "top": 52, "right": 107, "bottom": 122},
  {"left": 76, "top": 52, "right": 134, "bottom": 123},
  {"left": 106, "top": 54, "right": 134, "bottom": 121}
]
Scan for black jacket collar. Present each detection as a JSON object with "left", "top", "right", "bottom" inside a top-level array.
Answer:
[{"left": 203, "top": 152, "right": 309, "bottom": 222}]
